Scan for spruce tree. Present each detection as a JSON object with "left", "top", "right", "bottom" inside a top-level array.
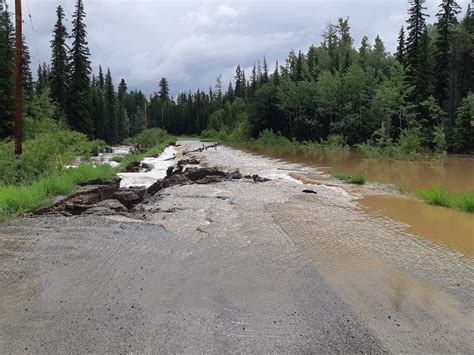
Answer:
[
  {"left": 104, "top": 68, "right": 118, "bottom": 144},
  {"left": 98, "top": 65, "right": 104, "bottom": 89},
  {"left": 405, "top": 0, "right": 429, "bottom": 102},
  {"left": 90, "top": 84, "right": 105, "bottom": 140},
  {"left": 359, "top": 36, "right": 370, "bottom": 68},
  {"left": 67, "top": 0, "right": 93, "bottom": 135},
  {"left": 434, "top": 0, "right": 461, "bottom": 106},
  {"left": 0, "top": 10, "right": 15, "bottom": 138},
  {"left": 261, "top": 57, "right": 269, "bottom": 84},
  {"left": 50, "top": 5, "right": 69, "bottom": 108},
  {"left": 234, "top": 65, "right": 246, "bottom": 98},
  {"left": 457, "top": 4, "right": 474, "bottom": 99},
  {"left": 159, "top": 77, "right": 170, "bottom": 101},
  {"left": 250, "top": 63, "right": 258, "bottom": 97},
  {"left": 22, "top": 36, "right": 34, "bottom": 99},
  {"left": 416, "top": 28, "right": 436, "bottom": 104},
  {"left": 117, "top": 78, "right": 129, "bottom": 141},
  {"left": 396, "top": 26, "right": 406, "bottom": 64},
  {"left": 273, "top": 61, "right": 280, "bottom": 86}
]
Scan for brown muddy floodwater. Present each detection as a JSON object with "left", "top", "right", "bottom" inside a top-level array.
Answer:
[
  {"left": 243, "top": 144, "right": 474, "bottom": 194},
  {"left": 361, "top": 196, "right": 474, "bottom": 257},
  {"left": 241, "top": 144, "right": 474, "bottom": 258}
]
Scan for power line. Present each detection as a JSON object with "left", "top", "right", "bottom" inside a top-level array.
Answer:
[{"left": 25, "top": 0, "right": 41, "bottom": 64}]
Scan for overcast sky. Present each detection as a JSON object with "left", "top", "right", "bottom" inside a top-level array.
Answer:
[{"left": 11, "top": 0, "right": 472, "bottom": 97}]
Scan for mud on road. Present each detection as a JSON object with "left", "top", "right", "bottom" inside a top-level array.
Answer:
[{"left": 0, "top": 140, "right": 472, "bottom": 353}]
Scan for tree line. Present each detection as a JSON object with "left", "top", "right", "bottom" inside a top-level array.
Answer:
[
  {"left": 0, "top": 0, "right": 473, "bottom": 153},
  {"left": 158, "top": 0, "right": 474, "bottom": 153}
]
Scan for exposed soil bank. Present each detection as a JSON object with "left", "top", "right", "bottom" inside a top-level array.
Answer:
[{"left": 0, "top": 140, "right": 472, "bottom": 353}]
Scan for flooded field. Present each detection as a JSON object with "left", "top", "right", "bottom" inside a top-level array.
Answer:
[
  {"left": 241, "top": 144, "right": 474, "bottom": 258},
  {"left": 242, "top": 144, "right": 474, "bottom": 194}
]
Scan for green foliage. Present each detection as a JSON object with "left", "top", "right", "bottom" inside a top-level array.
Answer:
[
  {"left": 453, "top": 93, "right": 474, "bottom": 153},
  {"left": 66, "top": 0, "right": 93, "bottom": 135},
  {"left": 397, "top": 127, "right": 424, "bottom": 158},
  {"left": 0, "top": 164, "right": 115, "bottom": 219},
  {"left": 256, "top": 130, "right": 292, "bottom": 146},
  {"left": 50, "top": 5, "right": 69, "bottom": 108},
  {"left": 331, "top": 171, "right": 366, "bottom": 185},
  {"left": 324, "top": 134, "right": 347, "bottom": 148},
  {"left": 432, "top": 126, "right": 447, "bottom": 155},
  {"left": 0, "top": 122, "right": 107, "bottom": 186},
  {"left": 125, "top": 128, "right": 173, "bottom": 152},
  {"left": 417, "top": 187, "right": 474, "bottom": 212},
  {"left": 0, "top": 10, "right": 15, "bottom": 139}
]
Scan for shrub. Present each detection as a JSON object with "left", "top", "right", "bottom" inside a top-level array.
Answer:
[
  {"left": 331, "top": 171, "right": 366, "bottom": 185},
  {"left": 324, "top": 134, "right": 347, "bottom": 148},
  {"left": 125, "top": 128, "right": 170, "bottom": 152},
  {"left": 256, "top": 130, "right": 292, "bottom": 146}
]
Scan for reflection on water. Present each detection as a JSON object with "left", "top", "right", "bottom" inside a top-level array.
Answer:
[
  {"left": 360, "top": 195, "right": 474, "bottom": 257},
  {"left": 243, "top": 144, "right": 474, "bottom": 194}
]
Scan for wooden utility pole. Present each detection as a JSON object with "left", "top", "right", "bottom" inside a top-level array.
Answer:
[{"left": 14, "top": 0, "right": 23, "bottom": 156}]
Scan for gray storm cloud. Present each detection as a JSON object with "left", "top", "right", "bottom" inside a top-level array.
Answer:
[{"left": 14, "top": 0, "right": 471, "bottom": 96}]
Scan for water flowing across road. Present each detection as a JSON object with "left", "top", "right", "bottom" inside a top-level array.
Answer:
[{"left": 0, "top": 140, "right": 472, "bottom": 353}]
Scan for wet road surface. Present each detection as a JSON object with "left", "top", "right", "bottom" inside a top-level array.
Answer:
[{"left": 0, "top": 140, "right": 472, "bottom": 353}]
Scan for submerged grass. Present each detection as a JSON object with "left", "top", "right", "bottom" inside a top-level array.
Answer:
[
  {"left": 417, "top": 187, "right": 474, "bottom": 213},
  {"left": 330, "top": 171, "right": 366, "bottom": 185}
]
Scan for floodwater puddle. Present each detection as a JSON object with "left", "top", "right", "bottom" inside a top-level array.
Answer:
[
  {"left": 360, "top": 195, "right": 474, "bottom": 257},
  {"left": 241, "top": 144, "right": 473, "bottom": 258},
  {"left": 243, "top": 144, "right": 474, "bottom": 194}
]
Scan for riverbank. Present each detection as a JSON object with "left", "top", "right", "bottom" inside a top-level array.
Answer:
[{"left": 1, "top": 139, "right": 472, "bottom": 353}]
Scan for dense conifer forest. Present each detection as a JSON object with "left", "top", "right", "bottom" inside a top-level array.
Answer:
[{"left": 0, "top": 0, "right": 473, "bottom": 153}]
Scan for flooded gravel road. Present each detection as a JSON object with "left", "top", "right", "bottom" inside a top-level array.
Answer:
[{"left": 0, "top": 140, "right": 472, "bottom": 353}]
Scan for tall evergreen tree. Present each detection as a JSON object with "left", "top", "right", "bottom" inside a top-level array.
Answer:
[
  {"left": 0, "top": 10, "right": 15, "bottom": 138},
  {"left": 159, "top": 77, "right": 170, "bottom": 101},
  {"left": 396, "top": 26, "right": 406, "bottom": 64},
  {"left": 50, "top": 5, "right": 69, "bottom": 108},
  {"left": 415, "top": 28, "right": 436, "bottom": 103},
  {"left": 261, "top": 57, "right": 269, "bottom": 84},
  {"left": 273, "top": 61, "right": 281, "bottom": 86},
  {"left": 117, "top": 78, "right": 129, "bottom": 141},
  {"left": 405, "top": 0, "right": 429, "bottom": 102},
  {"left": 98, "top": 65, "right": 104, "bottom": 89},
  {"left": 250, "top": 63, "right": 258, "bottom": 97},
  {"left": 104, "top": 68, "right": 118, "bottom": 144},
  {"left": 234, "top": 65, "right": 246, "bottom": 98},
  {"left": 434, "top": 0, "right": 461, "bottom": 106},
  {"left": 22, "top": 36, "right": 34, "bottom": 99},
  {"left": 67, "top": 0, "right": 93, "bottom": 135}
]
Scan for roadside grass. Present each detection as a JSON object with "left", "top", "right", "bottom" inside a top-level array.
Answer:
[
  {"left": 0, "top": 164, "right": 115, "bottom": 219},
  {"left": 330, "top": 171, "right": 366, "bottom": 185},
  {"left": 417, "top": 187, "right": 474, "bottom": 213},
  {"left": 0, "top": 129, "right": 177, "bottom": 221}
]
